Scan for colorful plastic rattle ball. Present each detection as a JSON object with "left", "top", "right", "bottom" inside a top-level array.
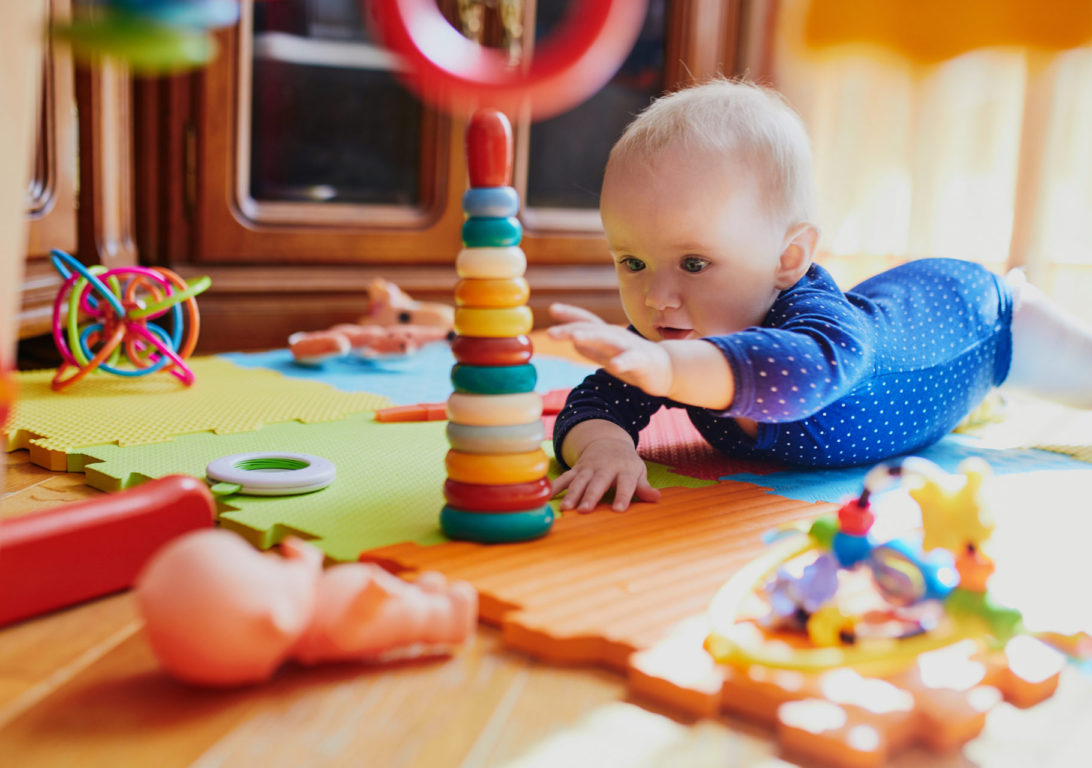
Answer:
[
  {"left": 368, "top": 0, "right": 648, "bottom": 120},
  {"left": 49, "top": 249, "right": 211, "bottom": 391}
]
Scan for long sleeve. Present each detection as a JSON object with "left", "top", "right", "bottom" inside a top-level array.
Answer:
[
  {"left": 552, "top": 365, "right": 665, "bottom": 470},
  {"left": 706, "top": 267, "right": 876, "bottom": 422}
]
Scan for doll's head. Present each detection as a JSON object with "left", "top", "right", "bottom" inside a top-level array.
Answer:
[
  {"left": 135, "top": 530, "right": 322, "bottom": 687},
  {"left": 600, "top": 78, "right": 820, "bottom": 341}
]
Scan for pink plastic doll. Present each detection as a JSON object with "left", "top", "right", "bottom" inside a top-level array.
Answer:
[{"left": 136, "top": 529, "right": 477, "bottom": 687}]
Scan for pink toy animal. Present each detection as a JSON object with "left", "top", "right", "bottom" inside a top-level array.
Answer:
[
  {"left": 288, "top": 278, "right": 455, "bottom": 364},
  {"left": 135, "top": 529, "right": 476, "bottom": 687}
]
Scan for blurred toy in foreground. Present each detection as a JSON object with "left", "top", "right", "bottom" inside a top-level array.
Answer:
[
  {"left": 0, "top": 475, "right": 215, "bottom": 627},
  {"left": 0, "top": 364, "right": 14, "bottom": 430},
  {"left": 660, "top": 456, "right": 1086, "bottom": 767},
  {"left": 288, "top": 279, "right": 453, "bottom": 364},
  {"left": 368, "top": 0, "right": 647, "bottom": 120},
  {"left": 52, "top": 0, "right": 241, "bottom": 73},
  {"left": 49, "top": 249, "right": 210, "bottom": 391},
  {"left": 136, "top": 529, "right": 477, "bottom": 687}
]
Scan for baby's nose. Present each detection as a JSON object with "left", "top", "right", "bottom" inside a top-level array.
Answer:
[{"left": 645, "top": 281, "right": 681, "bottom": 310}]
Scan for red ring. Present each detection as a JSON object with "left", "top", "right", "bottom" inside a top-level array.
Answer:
[
  {"left": 368, "top": 0, "right": 649, "bottom": 120},
  {"left": 443, "top": 477, "right": 553, "bottom": 512},
  {"left": 451, "top": 334, "right": 534, "bottom": 366}
]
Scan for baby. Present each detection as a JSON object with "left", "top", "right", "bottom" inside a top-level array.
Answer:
[{"left": 549, "top": 78, "right": 1092, "bottom": 513}]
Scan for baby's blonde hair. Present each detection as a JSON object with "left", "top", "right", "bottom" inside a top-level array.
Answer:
[{"left": 608, "top": 77, "right": 816, "bottom": 230}]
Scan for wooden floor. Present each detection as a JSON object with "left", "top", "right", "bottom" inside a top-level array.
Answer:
[{"left": 4, "top": 450, "right": 1092, "bottom": 767}]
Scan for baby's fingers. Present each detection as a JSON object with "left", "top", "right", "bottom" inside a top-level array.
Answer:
[{"left": 549, "top": 303, "right": 605, "bottom": 325}]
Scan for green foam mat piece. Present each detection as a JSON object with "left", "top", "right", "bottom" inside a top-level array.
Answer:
[
  {"left": 73, "top": 414, "right": 450, "bottom": 561},
  {"left": 72, "top": 417, "right": 714, "bottom": 562}
]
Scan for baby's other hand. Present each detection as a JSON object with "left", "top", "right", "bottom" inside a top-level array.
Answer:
[
  {"left": 551, "top": 438, "right": 660, "bottom": 513},
  {"left": 547, "top": 304, "right": 673, "bottom": 397}
]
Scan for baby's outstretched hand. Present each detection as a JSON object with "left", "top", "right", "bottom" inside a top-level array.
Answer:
[
  {"left": 548, "top": 303, "right": 673, "bottom": 397},
  {"left": 552, "top": 437, "right": 660, "bottom": 513}
]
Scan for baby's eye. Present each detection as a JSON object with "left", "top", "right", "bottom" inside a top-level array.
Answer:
[
  {"left": 618, "top": 257, "right": 646, "bottom": 272},
  {"left": 681, "top": 256, "right": 710, "bottom": 273}
]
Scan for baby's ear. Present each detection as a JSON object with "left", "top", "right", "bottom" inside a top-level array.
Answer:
[{"left": 775, "top": 223, "right": 819, "bottom": 289}]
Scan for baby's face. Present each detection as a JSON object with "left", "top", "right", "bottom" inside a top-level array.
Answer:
[{"left": 600, "top": 147, "right": 788, "bottom": 341}]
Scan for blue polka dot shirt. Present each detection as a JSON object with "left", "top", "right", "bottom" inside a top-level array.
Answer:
[{"left": 554, "top": 258, "right": 1014, "bottom": 468}]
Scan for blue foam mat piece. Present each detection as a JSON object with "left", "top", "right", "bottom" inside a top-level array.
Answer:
[
  {"left": 722, "top": 434, "right": 1087, "bottom": 503},
  {"left": 221, "top": 343, "right": 595, "bottom": 404}
]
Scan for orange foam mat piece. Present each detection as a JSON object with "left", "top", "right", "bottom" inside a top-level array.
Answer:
[{"left": 364, "top": 480, "right": 836, "bottom": 669}]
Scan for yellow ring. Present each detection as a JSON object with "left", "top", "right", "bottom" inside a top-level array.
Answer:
[
  {"left": 456, "top": 246, "right": 526, "bottom": 279},
  {"left": 455, "top": 277, "right": 530, "bottom": 308},
  {"left": 445, "top": 449, "right": 549, "bottom": 484},
  {"left": 447, "top": 391, "right": 542, "bottom": 426},
  {"left": 455, "top": 306, "right": 533, "bottom": 338}
]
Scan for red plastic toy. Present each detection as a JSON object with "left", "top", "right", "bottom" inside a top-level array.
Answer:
[
  {"left": 0, "top": 474, "right": 216, "bottom": 626},
  {"left": 367, "top": 0, "right": 648, "bottom": 119}
]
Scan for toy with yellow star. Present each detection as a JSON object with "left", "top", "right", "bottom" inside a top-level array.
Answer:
[{"left": 911, "top": 457, "right": 995, "bottom": 554}]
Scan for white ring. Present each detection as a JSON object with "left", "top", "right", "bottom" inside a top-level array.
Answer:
[
  {"left": 456, "top": 246, "right": 526, "bottom": 279},
  {"left": 206, "top": 452, "right": 336, "bottom": 496}
]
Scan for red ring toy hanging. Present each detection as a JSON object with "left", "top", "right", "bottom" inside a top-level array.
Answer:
[{"left": 367, "top": 0, "right": 649, "bottom": 120}]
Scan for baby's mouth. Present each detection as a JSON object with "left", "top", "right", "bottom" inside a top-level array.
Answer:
[{"left": 656, "top": 326, "right": 694, "bottom": 341}]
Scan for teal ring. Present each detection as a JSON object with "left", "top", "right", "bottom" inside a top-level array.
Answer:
[
  {"left": 446, "top": 420, "right": 545, "bottom": 454},
  {"left": 451, "top": 363, "right": 537, "bottom": 395},
  {"left": 440, "top": 504, "right": 555, "bottom": 543},
  {"left": 462, "top": 216, "right": 522, "bottom": 247},
  {"left": 462, "top": 187, "right": 519, "bottom": 218}
]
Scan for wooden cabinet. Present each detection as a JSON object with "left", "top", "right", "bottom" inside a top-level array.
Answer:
[
  {"left": 10, "top": 1, "right": 753, "bottom": 355},
  {"left": 135, "top": 0, "right": 751, "bottom": 353}
]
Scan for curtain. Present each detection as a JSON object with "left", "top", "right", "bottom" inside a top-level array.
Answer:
[{"left": 765, "top": 2, "right": 1092, "bottom": 325}]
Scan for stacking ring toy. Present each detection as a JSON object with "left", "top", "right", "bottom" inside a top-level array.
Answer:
[
  {"left": 462, "top": 217, "right": 523, "bottom": 248},
  {"left": 370, "top": 0, "right": 648, "bottom": 120},
  {"left": 443, "top": 477, "right": 553, "bottom": 512},
  {"left": 441, "top": 504, "right": 555, "bottom": 543},
  {"left": 451, "top": 335, "right": 534, "bottom": 366},
  {"left": 206, "top": 452, "right": 336, "bottom": 496},
  {"left": 456, "top": 247, "right": 526, "bottom": 279},
  {"left": 445, "top": 449, "right": 549, "bottom": 485},
  {"left": 446, "top": 421, "right": 545, "bottom": 454},
  {"left": 454, "top": 278, "right": 529, "bottom": 308},
  {"left": 451, "top": 363, "right": 537, "bottom": 395},
  {"left": 447, "top": 391, "right": 542, "bottom": 426},
  {"left": 462, "top": 187, "right": 520, "bottom": 218},
  {"left": 49, "top": 249, "right": 210, "bottom": 391},
  {"left": 454, "top": 306, "right": 534, "bottom": 338}
]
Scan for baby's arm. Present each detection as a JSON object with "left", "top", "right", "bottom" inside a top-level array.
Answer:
[
  {"left": 553, "top": 419, "right": 661, "bottom": 512},
  {"left": 548, "top": 303, "right": 734, "bottom": 512},
  {"left": 548, "top": 303, "right": 736, "bottom": 409}
]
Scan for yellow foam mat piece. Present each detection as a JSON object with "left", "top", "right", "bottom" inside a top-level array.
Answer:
[{"left": 4, "top": 358, "right": 392, "bottom": 470}]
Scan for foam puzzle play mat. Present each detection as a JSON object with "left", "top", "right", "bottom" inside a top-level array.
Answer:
[{"left": 6, "top": 336, "right": 1092, "bottom": 767}]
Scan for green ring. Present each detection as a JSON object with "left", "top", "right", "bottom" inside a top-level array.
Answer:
[
  {"left": 451, "top": 363, "right": 537, "bottom": 394},
  {"left": 440, "top": 504, "right": 554, "bottom": 543},
  {"left": 462, "top": 217, "right": 523, "bottom": 247}
]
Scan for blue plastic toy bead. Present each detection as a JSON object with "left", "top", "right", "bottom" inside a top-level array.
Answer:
[
  {"left": 832, "top": 531, "right": 874, "bottom": 567},
  {"left": 871, "top": 537, "right": 959, "bottom": 603},
  {"left": 462, "top": 216, "right": 523, "bottom": 247},
  {"left": 451, "top": 363, "right": 537, "bottom": 395},
  {"left": 462, "top": 187, "right": 520, "bottom": 218},
  {"left": 440, "top": 504, "right": 554, "bottom": 543},
  {"left": 112, "top": 0, "right": 241, "bottom": 28}
]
